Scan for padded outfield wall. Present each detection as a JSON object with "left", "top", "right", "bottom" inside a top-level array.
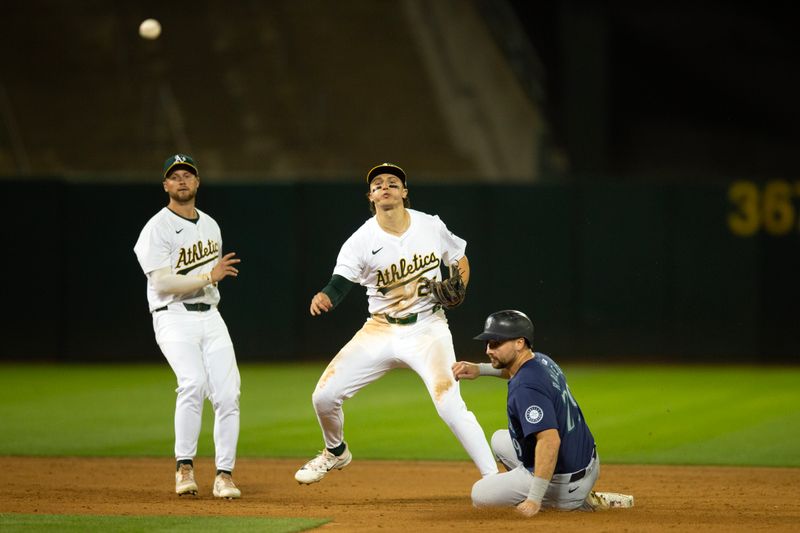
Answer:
[{"left": 3, "top": 179, "right": 798, "bottom": 363}]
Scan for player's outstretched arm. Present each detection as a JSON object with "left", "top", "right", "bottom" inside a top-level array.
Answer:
[
  {"left": 149, "top": 253, "right": 239, "bottom": 295},
  {"left": 452, "top": 361, "right": 480, "bottom": 381},
  {"left": 310, "top": 292, "right": 333, "bottom": 316},
  {"left": 453, "top": 361, "right": 509, "bottom": 380}
]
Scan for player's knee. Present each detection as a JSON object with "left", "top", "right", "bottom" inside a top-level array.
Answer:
[
  {"left": 311, "top": 387, "right": 339, "bottom": 414},
  {"left": 490, "top": 429, "right": 509, "bottom": 454},
  {"left": 470, "top": 479, "right": 492, "bottom": 508},
  {"left": 213, "top": 389, "right": 240, "bottom": 412},
  {"left": 177, "top": 379, "right": 206, "bottom": 401},
  {"left": 433, "top": 393, "right": 468, "bottom": 423}
]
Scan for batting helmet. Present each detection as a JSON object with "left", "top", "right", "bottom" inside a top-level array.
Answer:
[{"left": 473, "top": 310, "right": 534, "bottom": 346}]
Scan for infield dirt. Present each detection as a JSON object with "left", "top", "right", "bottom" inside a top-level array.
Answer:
[{"left": 1, "top": 457, "right": 797, "bottom": 531}]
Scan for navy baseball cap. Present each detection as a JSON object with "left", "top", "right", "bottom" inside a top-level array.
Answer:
[
  {"left": 366, "top": 163, "right": 406, "bottom": 186},
  {"left": 163, "top": 154, "right": 199, "bottom": 178}
]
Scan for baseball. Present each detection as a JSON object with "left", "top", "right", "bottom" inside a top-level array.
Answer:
[{"left": 139, "top": 18, "right": 161, "bottom": 40}]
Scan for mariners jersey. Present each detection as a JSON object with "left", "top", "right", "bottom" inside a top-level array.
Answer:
[
  {"left": 332, "top": 208, "right": 466, "bottom": 317},
  {"left": 134, "top": 207, "right": 222, "bottom": 311},
  {"left": 507, "top": 353, "right": 595, "bottom": 474}
]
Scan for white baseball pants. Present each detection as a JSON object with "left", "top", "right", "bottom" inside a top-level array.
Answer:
[
  {"left": 153, "top": 308, "right": 240, "bottom": 472},
  {"left": 311, "top": 311, "right": 498, "bottom": 478}
]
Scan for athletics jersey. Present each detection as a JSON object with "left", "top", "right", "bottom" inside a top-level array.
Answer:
[
  {"left": 332, "top": 209, "right": 466, "bottom": 317},
  {"left": 134, "top": 207, "right": 222, "bottom": 311},
  {"left": 507, "top": 353, "right": 595, "bottom": 474}
]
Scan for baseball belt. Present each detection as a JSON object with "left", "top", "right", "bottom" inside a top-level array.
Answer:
[
  {"left": 551, "top": 447, "right": 597, "bottom": 483},
  {"left": 154, "top": 303, "right": 212, "bottom": 312},
  {"left": 376, "top": 304, "right": 442, "bottom": 325}
]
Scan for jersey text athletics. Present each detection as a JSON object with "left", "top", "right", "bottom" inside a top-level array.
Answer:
[
  {"left": 376, "top": 252, "right": 440, "bottom": 293},
  {"left": 176, "top": 239, "right": 220, "bottom": 270}
]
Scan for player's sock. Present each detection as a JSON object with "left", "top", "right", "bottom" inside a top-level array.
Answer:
[
  {"left": 176, "top": 459, "right": 193, "bottom": 470},
  {"left": 327, "top": 442, "right": 347, "bottom": 456},
  {"left": 216, "top": 469, "right": 232, "bottom": 476}
]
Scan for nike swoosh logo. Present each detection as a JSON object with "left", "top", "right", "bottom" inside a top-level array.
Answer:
[
  {"left": 371, "top": 247, "right": 383, "bottom": 255},
  {"left": 568, "top": 486, "right": 579, "bottom": 493},
  {"left": 176, "top": 229, "right": 184, "bottom": 234}
]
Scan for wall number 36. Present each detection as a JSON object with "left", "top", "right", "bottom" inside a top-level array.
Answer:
[{"left": 727, "top": 180, "right": 799, "bottom": 236}]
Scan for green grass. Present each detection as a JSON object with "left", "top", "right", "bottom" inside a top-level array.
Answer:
[
  {"left": 0, "top": 513, "right": 327, "bottom": 532},
  {"left": 0, "top": 363, "right": 798, "bottom": 467}
]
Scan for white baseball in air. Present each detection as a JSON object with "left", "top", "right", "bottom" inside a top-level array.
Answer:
[{"left": 139, "top": 18, "right": 162, "bottom": 40}]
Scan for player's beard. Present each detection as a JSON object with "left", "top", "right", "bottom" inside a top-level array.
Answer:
[
  {"left": 168, "top": 188, "right": 197, "bottom": 204},
  {"left": 489, "top": 357, "right": 508, "bottom": 369}
]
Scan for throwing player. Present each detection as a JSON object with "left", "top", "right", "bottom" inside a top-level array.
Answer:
[
  {"left": 453, "top": 310, "right": 634, "bottom": 516},
  {"left": 134, "top": 154, "right": 243, "bottom": 499},
  {"left": 294, "top": 163, "right": 499, "bottom": 484}
]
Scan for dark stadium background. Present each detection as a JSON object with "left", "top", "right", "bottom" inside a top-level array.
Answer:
[{"left": 2, "top": 1, "right": 797, "bottom": 363}]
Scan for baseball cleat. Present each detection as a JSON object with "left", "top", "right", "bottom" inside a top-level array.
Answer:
[
  {"left": 175, "top": 464, "right": 198, "bottom": 496},
  {"left": 586, "top": 491, "right": 634, "bottom": 510},
  {"left": 294, "top": 447, "right": 352, "bottom": 484},
  {"left": 213, "top": 472, "right": 241, "bottom": 499}
]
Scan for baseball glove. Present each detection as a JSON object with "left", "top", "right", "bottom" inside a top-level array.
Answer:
[{"left": 426, "top": 262, "right": 466, "bottom": 309}]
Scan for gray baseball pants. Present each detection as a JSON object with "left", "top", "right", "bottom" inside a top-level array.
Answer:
[{"left": 471, "top": 429, "right": 599, "bottom": 510}]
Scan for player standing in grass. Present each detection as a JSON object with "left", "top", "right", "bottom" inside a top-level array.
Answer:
[
  {"left": 453, "top": 309, "right": 634, "bottom": 516},
  {"left": 294, "top": 163, "right": 498, "bottom": 484},
  {"left": 134, "top": 154, "right": 243, "bottom": 499}
]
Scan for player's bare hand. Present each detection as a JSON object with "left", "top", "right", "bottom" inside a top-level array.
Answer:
[
  {"left": 211, "top": 252, "right": 241, "bottom": 282},
  {"left": 452, "top": 361, "right": 480, "bottom": 381},
  {"left": 310, "top": 292, "right": 333, "bottom": 316},
  {"left": 516, "top": 499, "right": 541, "bottom": 517}
]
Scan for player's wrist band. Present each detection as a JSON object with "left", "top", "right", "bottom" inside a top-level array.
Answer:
[
  {"left": 527, "top": 475, "right": 549, "bottom": 504},
  {"left": 321, "top": 274, "right": 355, "bottom": 308},
  {"left": 478, "top": 363, "right": 503, "bottom": 377}
]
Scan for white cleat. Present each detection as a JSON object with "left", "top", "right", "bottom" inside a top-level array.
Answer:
[
  {"left": 175, "top": 464, "right": 198, "bottom": 496},
  {"left": 213, "top": 472, "right": 241, "bottom": 499},
  {"left": 294, "top": 447, "right": 352, "bottom": 484},
  {"left": 586, "top": 491, "right": 634, "bottom": 510}
]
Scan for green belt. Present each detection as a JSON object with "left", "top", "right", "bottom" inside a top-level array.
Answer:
[{"left": 382, "top": 305, "right": 441, "bottom": 325}]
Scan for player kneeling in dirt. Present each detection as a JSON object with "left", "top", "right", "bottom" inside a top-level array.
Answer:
[{"left": 453, "top": 310, "right": 633, "bottom": 516}]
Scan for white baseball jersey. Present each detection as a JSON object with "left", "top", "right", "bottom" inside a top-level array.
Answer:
[
  {"left": 332, "top": 208, "right": 466, "bottom": 317},
  {"left": 134, "top": 207, "right": 222, "bottom": 311}
]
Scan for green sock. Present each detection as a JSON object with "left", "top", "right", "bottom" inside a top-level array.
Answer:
[{"left": 327, "top": 442, "right": 346, "bottom": 456}]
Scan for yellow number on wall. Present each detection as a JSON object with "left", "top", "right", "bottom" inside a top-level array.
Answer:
[
  {"left": 727, "top": 181, "right": 760, "bottom": 236},
  {"left": 762, "top": 180, "right": 794, "bottom": 235}
]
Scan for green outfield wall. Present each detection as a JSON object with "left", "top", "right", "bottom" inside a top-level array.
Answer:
[{"left": 4, "top": 179, "right": 798, "bottom": 362}]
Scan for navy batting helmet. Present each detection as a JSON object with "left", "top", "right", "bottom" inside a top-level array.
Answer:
[{"left": 473, "top": 310, "right": 534, "bottom": 346}]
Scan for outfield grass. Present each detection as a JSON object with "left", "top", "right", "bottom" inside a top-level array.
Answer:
[{"left": 0, "top": 363, "right": 798, "bottom": 467}]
